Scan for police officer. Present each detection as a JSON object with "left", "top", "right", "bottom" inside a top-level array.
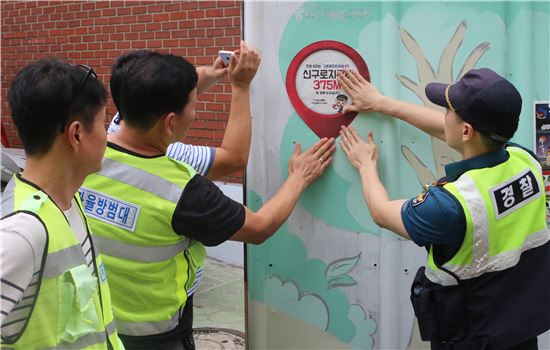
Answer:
[
  {"left": 81, "top": 44, "right": 336, "bottom": 350},
  {"left": 1, "top": 59, "right": 124, "bottom": 349},
  {"left": 337, "top": 68, "right": 550, "bottom": 349}
]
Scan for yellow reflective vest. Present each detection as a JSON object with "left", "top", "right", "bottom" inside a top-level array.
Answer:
[
  {"left": 82, "top": 146, "right": 206, "bottom": 336},
  {"left": 426, "top": 146, "right": 549, "bottom": 285},
  {"left": 1, "top": 176, "right": 123, "bottom": 350}
]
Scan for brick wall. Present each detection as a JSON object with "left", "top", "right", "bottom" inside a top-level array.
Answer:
[{"left": 1, "top": 0, "right": 243, "bottom": 182}]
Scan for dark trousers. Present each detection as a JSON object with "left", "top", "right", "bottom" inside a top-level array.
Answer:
[
  {"left": 119, "top": 296, "right": 195, "bottom": 350},
  {"left": 431, "top": 337, "right": 538, "bottom": 350},
  {"left": 504, "top": 337, "right": 538, "bottom": 350}
]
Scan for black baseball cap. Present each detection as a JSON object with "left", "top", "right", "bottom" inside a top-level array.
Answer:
[{"left": 425, "top": 68, "right": 522, "bottom": 142}]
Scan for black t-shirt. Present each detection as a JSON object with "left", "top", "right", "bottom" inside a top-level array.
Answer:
[{"left": 171, "top": 174, "right": 245, "bottom": 246}]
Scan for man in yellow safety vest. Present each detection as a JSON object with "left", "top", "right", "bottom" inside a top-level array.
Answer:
[
  {"left": 82, "top": 43, "right": 336, "bottom": 350},
  {"left": 1, "top": 59, "right": 124, "bottom": 349}
]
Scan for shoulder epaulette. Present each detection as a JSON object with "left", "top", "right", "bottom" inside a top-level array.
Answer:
[
  {"left": 433, "top": 176, "right": 449, "bottom": 187},
  {"left": 19, "top": 190, "right": 48, "bottom": 213}
]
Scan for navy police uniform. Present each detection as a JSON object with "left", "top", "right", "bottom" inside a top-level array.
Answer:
[{"left": 401, "top": 145, "right": 550, "bottom": 350}]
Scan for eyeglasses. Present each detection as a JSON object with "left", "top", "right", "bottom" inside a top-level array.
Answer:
[{"left": 60, "top": 64, "right": 98, "bottom": 132}]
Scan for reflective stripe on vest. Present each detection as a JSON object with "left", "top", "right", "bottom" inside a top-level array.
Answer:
[
  {"left": 98, "top": 157, "right": 184, "bottom": 203},
  {"left": 426, "top": 147, "right": 550, "bottom": 286},
  {"left": 115, "top": 311, "right": 180, "bottom": 336},
  {"left": 41, "top": 321, "right": 117, "bottom": 350},
  {"left": 42, "top": 244, "right": 86, "bottom": 278},
  {"left": 426, "top": 227, "right": 549, "bottom": 286},
  {"left": 93, "top": 235, "right": 190, "bottom": 262}
]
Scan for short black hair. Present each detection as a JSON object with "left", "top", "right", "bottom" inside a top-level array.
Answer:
[
  {"left": 8, "top": 58, "right": 106, "bottom": 156},
  {"left": 110, "top": 50, "right": 155, "bottom": 115},
  {"left": 118, "top": 52, "right": 198, "bottom": 130},
  {"left": 480, "top": 133, "right": 505, "bottom": 151}
]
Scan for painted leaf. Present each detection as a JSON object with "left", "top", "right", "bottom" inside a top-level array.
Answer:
[
  {"left": 325, "top": 253, "right": 361, "bottom": 280},
  {"left": 328, "top": 275, "right": 357, "bottom": 289}
]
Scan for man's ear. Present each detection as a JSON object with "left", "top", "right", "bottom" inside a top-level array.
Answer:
[
  {"left": 462, "top": 122, "right": 475, "bottom": 142},
  {"left": 162, "top": 112, "right": 177, "bottom": 138},
  {"left": 66, "top": 120, "right": 82, "bottom": 151}
]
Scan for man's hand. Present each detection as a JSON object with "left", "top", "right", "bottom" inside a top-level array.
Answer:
[
  {"left": 337, "top": 70, "right": 385, "bottom": 113},
  {"left": 340, "top": 126, "right": 378, "bottom": 171},
  {"left": 228, "top": 41, "right": 261, "bottom": 89},
  {"left": 196, "top": 56, "right": 228, "bottom": 94},
  {"left": 288, "top": 137, "right": 335, "bottom": 188},
  {"left": 208, "top": 56, "right": 228, "bottom": 81}
]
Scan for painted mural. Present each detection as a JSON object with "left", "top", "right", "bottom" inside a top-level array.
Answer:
[{"left": 245, "top": 2, "right": 550, "bottom": 349}]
